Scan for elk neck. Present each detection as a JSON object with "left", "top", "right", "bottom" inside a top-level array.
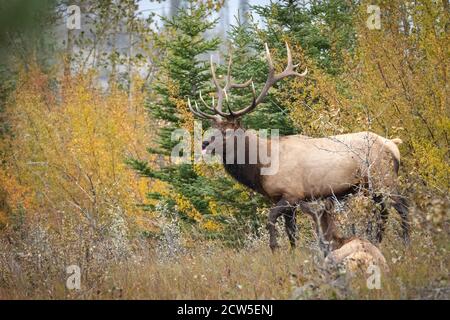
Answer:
[{"left": 221, "top": 128, "right": 267, "bottom": 195}]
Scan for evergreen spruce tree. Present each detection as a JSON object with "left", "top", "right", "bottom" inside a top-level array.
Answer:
[
  {"left": 253, "top": 0, "right": 357, "bottom": 75},
  {"left": 129, "top": 3, "right": 267, "bottom": 245}
]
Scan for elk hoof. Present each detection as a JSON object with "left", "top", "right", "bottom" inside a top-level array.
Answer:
[
  {"left": 402, "top": 233, "right": 411, "bottom": 246},
  {"left": 269, "top": 242, "right": 280, "bottom": 252}
]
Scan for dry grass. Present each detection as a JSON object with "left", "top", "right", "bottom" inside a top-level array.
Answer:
[
  {"left": 0, "top": 217, "right": 448, "bottom": 300},
  {"left": 0, "top": 187, "right": 448, "bottom": 300}
]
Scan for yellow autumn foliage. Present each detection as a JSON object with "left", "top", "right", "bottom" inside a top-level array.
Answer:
[
  {"left": 2, "top": 67, "right": 156, "bottom": 232},
  {"left": 282, "top": 0, "right": 449, "bottom": 191},
  {"left": 349, "top": 0, "right": 449, "bottom": 191},
  {"left": 0, "top": 168, "right": 34, "bottom": 228}
]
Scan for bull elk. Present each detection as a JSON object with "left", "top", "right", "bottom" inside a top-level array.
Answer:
[{"left": 187, "top": 43, "right": 409, "bottom": 251}]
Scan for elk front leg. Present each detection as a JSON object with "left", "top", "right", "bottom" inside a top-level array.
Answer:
[
  {"left": 283, "top": 207, "right": 298, "bottom": 248},
  {"left": 267, "top": 199, "right": 290, "bottom": 251}
]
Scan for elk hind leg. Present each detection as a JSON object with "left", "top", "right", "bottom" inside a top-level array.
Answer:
[
  {"left": 391, "top": 195, "right": 410, "bottom": 244},
  {"left": 373, "top": 194, "right": 389, "bottom": 243},
  {"left": 267, "top": 199, "right": 290, "bottom": 251}
]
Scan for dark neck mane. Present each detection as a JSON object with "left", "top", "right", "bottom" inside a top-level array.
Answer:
[
  {"left": 221, "top": 129, "right": 266, "bottom": 195},
  {"left": 223, "top": 162, "right": 264, "bottom": 194}
]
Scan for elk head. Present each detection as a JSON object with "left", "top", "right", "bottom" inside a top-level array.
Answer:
[{"left": 187, "top": 42, "right": 308, "bottom": 155}]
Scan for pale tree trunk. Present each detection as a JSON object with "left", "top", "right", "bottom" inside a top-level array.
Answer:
[
  {"left": 169, "top": 0, "right": 181, "bottom": 18},
  {"left": 239, "top": 0, "right": 249, "bottom": 25},
  {"left": 65, "top": 26, "right": 74, "bottom": 78}
]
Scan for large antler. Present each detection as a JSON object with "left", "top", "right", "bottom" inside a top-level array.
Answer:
[
  {"left": 186, "top": 42, "right": 307, "bottom": 120},
  {"left": 233, "top": 42, "right": 307, "bottom": 117},
  {"left": 186, "top": 52, "right": 254, "bottom": 120},
  {"left": 203, "top": 53, "right": 255, "bottom": 118}
]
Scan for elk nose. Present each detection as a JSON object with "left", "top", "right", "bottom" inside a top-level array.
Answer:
[{"left": 202, "top": 141, "right": 210, "bottom": 150}]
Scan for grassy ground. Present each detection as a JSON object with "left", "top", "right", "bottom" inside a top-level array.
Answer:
[{"left": 0, "top": 223, "right": 448, "bottom": 300}]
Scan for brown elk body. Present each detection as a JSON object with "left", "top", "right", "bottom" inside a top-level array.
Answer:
[{"left": 187, "top": 43, "right": 409, "bottom": 251}]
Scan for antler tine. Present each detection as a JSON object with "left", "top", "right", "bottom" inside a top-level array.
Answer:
[
  {"left": 298, "top": 66, "right": 308, "bottom": 77},
  {"left": 187, "top": 97, "right": 202, "bottom": 117},
  {"left": 250, "top": 81, "right": 256, "bottom": 100},
  {"left": 275, "top": 42, "right": 309, "bottom": 80},
  {"left": 223, "top": 53, "right": 234, "bottom": 107},
  {"left": 187, "top": 97, "right": 219, "bottom": 120},
  {"left": 209, "top": 56, "right": 230, "bottom": 116},
  {"left": 224, "top": 52, "right": 253, "bottom": 89},
  {"left": 229, "top": 78, "right": 253, "bottom": 89},
  {"left": 196, "top": 100, "right": 222, "bottom": 121},
  {"left": 223, "top": 89, "right": 235, "bottom": 117},
  {"left": 285, "top": 42, "right": 306, "bottom": 73},
  {"left": 225, "top": 52, "right": 233, "bottom": 88},
  {"left": 286, "top": 42, "right": 293, "bottom": 67},
  {"left": 284, "top": 42, "right": 308, "bottom": 75},
  {"left": 222, "top": 50, "right": 253, "bottom": 118},
  {"left": 264, "top": 43, "right": 275, "bottom": 72},
  {"left": 194, "top": 100, "right": 201, "bottom": 113},
  {"left": 187, "top": 98, "right": 204, "bottom": 118},
  {"left": 210, "top": 55, "right": 222, "bottom": 90},
  {"left": 223, "top": 88, "right": 229, "bottom": 103},
  {"left": 199, "top": 91, "right": 216, "bottom": 112}
]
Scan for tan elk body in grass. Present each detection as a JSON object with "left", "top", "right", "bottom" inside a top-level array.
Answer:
[
  {"left": 324, "top": 238, "right": 389, "bottom": 272},
  {"left": 187, "top": 43, "right": 409, "bottom": 252}
]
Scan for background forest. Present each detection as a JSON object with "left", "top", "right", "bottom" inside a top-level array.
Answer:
[{"left": 0, "top": 0, "right": 448, "bottom": 299}]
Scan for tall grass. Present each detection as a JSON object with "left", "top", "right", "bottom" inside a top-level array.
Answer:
[{"left": 0, "top": 198, "right": 448, "bottom": 299}]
